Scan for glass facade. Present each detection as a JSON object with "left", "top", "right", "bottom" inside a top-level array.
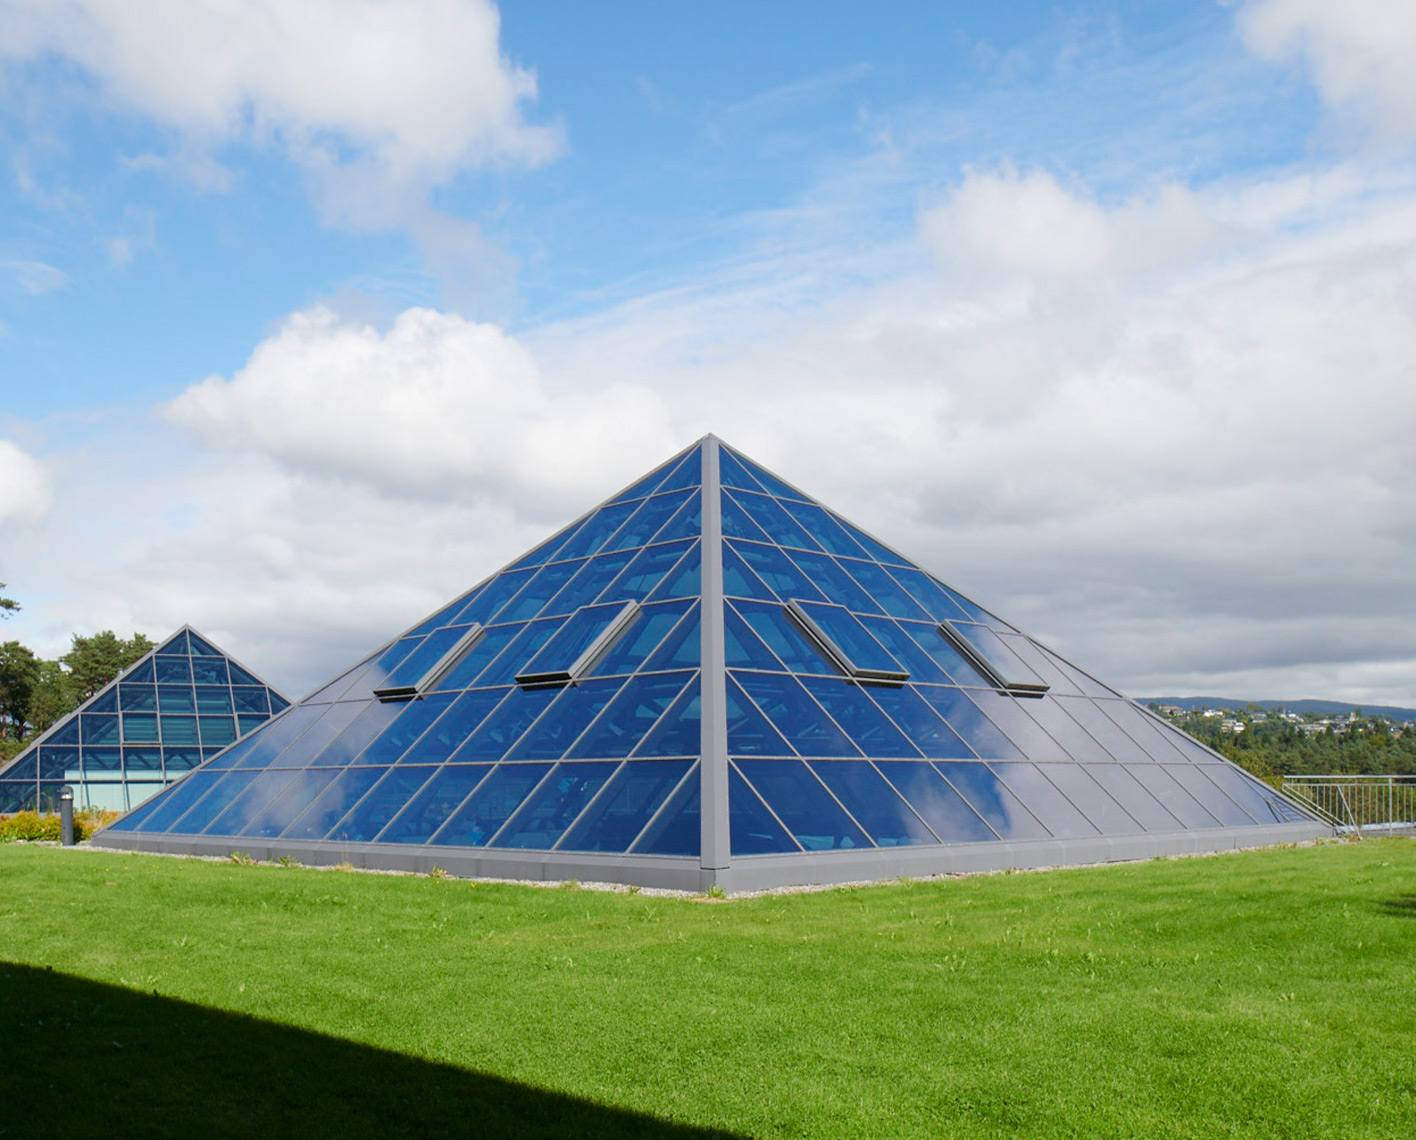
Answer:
[
  {"left": 0, "top": 628, "right": 290, "bottom": 813},
  {"left": 105, "top": 439, "right": 1316, "bottom": 863}
]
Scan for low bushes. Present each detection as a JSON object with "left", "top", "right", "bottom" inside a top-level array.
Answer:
[{"left": 0, "top": 808, "right": 119, "bottom": 843}]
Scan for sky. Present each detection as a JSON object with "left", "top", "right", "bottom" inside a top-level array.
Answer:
[{"left": 1, "top": 0, "right": 1414, "bottom": 707}]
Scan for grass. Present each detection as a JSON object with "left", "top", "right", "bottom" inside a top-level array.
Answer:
[{"left": 1, "top": 840, "right": 1414, "bottom": 1138}]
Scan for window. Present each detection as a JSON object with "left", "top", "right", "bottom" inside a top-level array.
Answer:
[
  {"left": 938, "top": 620, "right": 1049, "bottom": 694},
  {"left": 785, "top": 599, "right": 909, "bottom": 682}
]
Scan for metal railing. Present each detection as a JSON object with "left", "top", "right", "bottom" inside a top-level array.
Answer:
[{"left": 1281, "top": 775, "right": 1416, "bottom": 836}]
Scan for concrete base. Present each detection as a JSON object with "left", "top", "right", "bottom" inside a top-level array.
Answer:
[{"left": 91, "top": 820, "right": 1333, "bottom": 892}]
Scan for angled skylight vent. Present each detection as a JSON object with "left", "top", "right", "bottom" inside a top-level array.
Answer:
[
  {"left": 786, "top": 599, "right": 909, "bottom": 682},
  {"left": 516, "top": 601, "right": 640, "bottom": 686},
  {"left": 374, "top": 624, "right": 485, "bottom": 700},
  {"left": 938, "top": 619, "right": 1049, "bottom": 694}
]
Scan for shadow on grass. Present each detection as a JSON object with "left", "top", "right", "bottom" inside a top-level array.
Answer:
[
  {"left": 1378, "top": 893, "right": 1416, "bottom": 918},
  {"left": 0, "top": 963, "right": 739, "bottom": 1140}
]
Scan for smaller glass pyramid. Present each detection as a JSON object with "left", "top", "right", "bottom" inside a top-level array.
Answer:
[{"left": 0, "top": 627, "right": 290, "bottom": 813}]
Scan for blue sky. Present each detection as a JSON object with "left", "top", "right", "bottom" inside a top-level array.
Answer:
[{"left": 1, "top": 0, "right": 1414, "bottom": 706}]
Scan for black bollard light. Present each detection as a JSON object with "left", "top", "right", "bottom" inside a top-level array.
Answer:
[{"left": 59, "top": 785, "right": 74, "bottom": 847}]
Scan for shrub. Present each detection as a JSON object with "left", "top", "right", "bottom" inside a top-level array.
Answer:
[{"left": 0, "top": 809, "right": 122, "bottom": 843}]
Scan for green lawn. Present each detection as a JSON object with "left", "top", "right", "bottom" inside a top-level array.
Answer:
[{"left": 1, "top": 840, "right": 1413, "bottom": 1139}]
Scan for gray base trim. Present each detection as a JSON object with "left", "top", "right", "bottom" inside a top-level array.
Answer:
[{"left": 91, "top": 820, "right": 1332, "bottom": 892}]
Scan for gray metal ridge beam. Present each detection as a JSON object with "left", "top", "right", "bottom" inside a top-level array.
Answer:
[{"left": 698, "top": 435, "right": 730, "bottom": 872}]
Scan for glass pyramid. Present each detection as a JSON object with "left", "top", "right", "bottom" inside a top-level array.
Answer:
[
  {"left": 0, "top": 627, "right": 290, "bottom": 814},
  {"left": 94, "top": 439, "right": 1327, "bottom": 889}
]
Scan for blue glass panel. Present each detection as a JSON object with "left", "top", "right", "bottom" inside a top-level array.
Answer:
[
  {"left": 353, "top": 694, "right": 457, "bottom": 765},
  {"left": 645, "top": 541, "right": 700, "bottom": 602},
  {"left": 730, "top": 600, "right": 835, "bottom": 675},
  {"left": 913, "top": 686, "right": 1023, "bottom": 759},
  {"left": 0, "top": 783, "right": 34, "bottom": 813},
  {"left": 198, "top": 717, "right": 237, "bottom": 748},
  {"left": 504, "top": 678, "right": 625, "bottom": 760},
  {"left": 270, "top": 693, "right": 291, "bottom": 713},
  {"left": 736, "top": 759, "right": 870, "bottom": 851},
  {"left": 154, "top": 655, "right": 192, "bottom": 684},
  {"left": 231, "top": 687, "right": 270, "bottom": 716},
  {"left": 586, "top": 600, "right": 693, "bottom": 676},
  {"left": 544, "top": 550, "right": 636, "bottom": 615},
  {"left": 899, "top": 623, "right": 991, "bottom": 686},
  {"left": 451, "top": 567, "right": 536, "bottom": 626},
  {"left": 866, "top": 686, "right": 973, "bottom": 758},
  {"left": 725, "top": 490, "right": 821, "bottom": 551},
  {"left": 410, "top": 585, "right": 483, "bottom": 639},
  {"left": 158, "top": 685, "right": 195, "bottom": 714},
  {"left": 505, "top": 515, "right": 587, "bottom": 572},
  {"left": 790, "top": 601, "right": 907, "bottom": 679},
  {"left": 119, "top": 684, "right": 157, "bottom": 711},
  {"left": 226, "top": 703, "right": 335, "bottom": 770},
  {"left": 46, "top": 719, "right": 79, "bottom": 746},
  {"left": 195, "top": 686, "right": 233, "bottom": 714},
  {"left": 1000, "top": 635, "right": 1082, "bottom": 696},
  {"left": 554, "top": 500, "right": 640, "bottom": 559},
  {"left": 933, "top": 762, "right": 1050, "bottom": 841},
  {"left": 944, "top": 621, "right": 1049, "bottom": 691},
  {"left": 1037, "top": 763, "right": 1143, "bottom": 834},
  {"left": 89, "top": 689, "right": 118, "bottom": 713},
  {"left": 633, "top": 679, "right": 700, "bottom": 757},
  {"left": 874, "top": 761, "right": 996, "bottom": 843},
  {"left": 729, "top": 541, "right": 827, "bottom": 602},
  {"left": 629, "top": 765, "right": 701, "bottom": 855},
  {"left": 492, "top": 761, "right": 620, "bottom": 848},
  {"left": 327, "top": 766, "right": 438, "bottom": 842},
  {"left": 733, "top": 453, "right": 810, "bottom": 501},
  {"left": 1124, "top": 764, "right": 1220, "bottom": 828},
  {"left": 169, "top": 770, "right": 260, "bottom": 834},
  {"left": 127, "top": 769, "right": 226, "bottom": 833},
  {"left": 240, "top": 767, "right": 341, "bottom": 838},
  {"left": 227, "top": 661, "right": 265, "bottom": 687},
  {"left": 641, "top": 607, "right": 699, "bottom": 671},
  {"left": 966, "top": 689, "right": 1069, "bottom": 759},
  {"left": 2, "top": 754, "right": 36, "bottom": 780},
  {"left": 1014, "top": 698, "right": 1105, "bottom": 760},
  {"left": 607, "top": 462, "right": 673, "bottom": 505},
  {"left": 782, "top": 550, "right": 882, "bottom": 614},
  {"left": 81, "top": 747, "right": 121, "bottom": 772},
  {"left": 81, "top": 714, "right": 120, "bottom": 746},
  {"left": 306, "top": 701, "right": 402, "bottom": 766},
  {"left": 431, "top": 763, "right": 553, "bottom": 846},
  {"left": 716, "top": 448, "right": 767, "bottom": 493},
  {"left": 832, "top": 517, "right": 912, "bottom": 566},
  {"left": 497, "top": 559, "right": 589, "bottom": 622},
  {"left": 196, "top": 764, "right": 293, "bottom": 838},
  {"left": 378, "top": 764, "right": 491, "bottom": 843},
  {"left": 378, "top": 624, "right": 478, "bottom": 691},
  {"left": 473, "top": 618, "right": 562, "bottom": 687},
  {"left": 779, "top": 500, "right": 868, "bottom": 558},
  {"left": 185, "top": 632, "right": 219, "bottom": 655},
  {"left": 654, "top": 447, "right": 702, "bottom": 494},
  {"left": 160, "top": 715, "right": 199, "bottom": 745},
  {"left": 884, "top": 565, "right": 971, "bottom": 623},
  {"left": 1161, "top": 764, "right": 1257, "bottom": 826},
  {"left": 122, "top": 713, "right": 159, "bottom": 742},
  {"left": 733, "top": 671, "right": 859, "bottom": 757},
  {"left": 988, "top": 762, "right": 1099, "bottom": 838},
  {"left": 450, "top": 685, "right": 558, "bottom": 762},
  {"left": 281, "top": 767, "right": 387, "bottom": 840},
  {"left": 799, "top": 677, "right": 920, "bottom": 757},
  {"left": 520, "top": 604, "right": 632, "bottom": 681},
  {"left": 937, "top": 582, "right": 1004, "bottom": 627},
  {"left": 1083, "top": 764, "right": 1182, "bottom": 831},
  {"left": 605, "top": 489, "right": 693, "bottom": 553},
  {"left": 191, "top": 657, "right": 229, "bottom": 685},
  {"left": 719, "top": 490, "right": 771, "bottom": 543},
  {"left": 721, "top": 542, "right": 777, "bottom": 601},
  {"left": 238, "top": 714, "right": 268, "bottom": 736},
  {"left": 162, "top": 747, "right": 203, "bottom": 773},
  {"left": 433, "top": 623, "right": 527, "bottom": 690},
  {"left": 724, "top": 608, "right": 786, "bottom": 672},
  {"left": 1203, "top": 764, "right": 1311, "bottom": 824},
  {"left": 123, "top": 658, "right": 155, "bottom": 684},
  {"left": 601, "top": 539, "right": 694, "bottom": 602},
  {"left": 728, "top": 765, "right": 799, "bottom": 854},
  {"left": 39, "top": 746, "right": 79, "bottom": 779},
  {"left": 558, "top": 759, "right": 691, "bottom": 852},
  {"left": 1097, "top": 701, "right": 1189, "bottom": 762},
  {"left": 809, "top": 760, "right": 938, "bottom": 847},
  {"left": 568, "top": 671, "right": 694, "bottom": 758},
  {"left": 726, "top": 675, "right": 794, "bottom": 755},
  {"left": 839, "top": 560, "right": 930, "bottom": 621}
]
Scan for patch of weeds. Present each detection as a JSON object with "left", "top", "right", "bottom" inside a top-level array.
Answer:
[
  {"left": 228, "top": 852, "right": 257, "bottom": 867},
  {"left": 276, "top": 855, "right": 301, "bottom": 868},
  {"left": 427, "top": 865, "right": 449, "bottom": 881},
  {"left": 333, "top": 861, "right": 355, "bottom": 873},
  {"left": 706, "top": 884, "right": 726, "bottom": 899}
]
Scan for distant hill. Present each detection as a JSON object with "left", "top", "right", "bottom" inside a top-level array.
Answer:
[{"left": 1143, "top": 697, "right": 1416, "bottom": 722}]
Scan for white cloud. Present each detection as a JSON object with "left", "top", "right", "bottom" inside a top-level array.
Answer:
[
  {"left": 3, "top": 258, "right": 68, "bottom": 294},
  {"left": 0, "top": 0, "right": 561, "bottom": 224},
  {"left": 1239, "top": 0, "right": 1416, "bottom": 140},
  {"left": 0, "top": 439, "right": 52, "bottom": 528},
  {"left": 164, "top": 305, "right": 678, "bottom": 511}
]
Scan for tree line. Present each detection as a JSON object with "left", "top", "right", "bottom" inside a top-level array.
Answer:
[{"left": 0, "top": 583, "right": 153, "bottom": 760}]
